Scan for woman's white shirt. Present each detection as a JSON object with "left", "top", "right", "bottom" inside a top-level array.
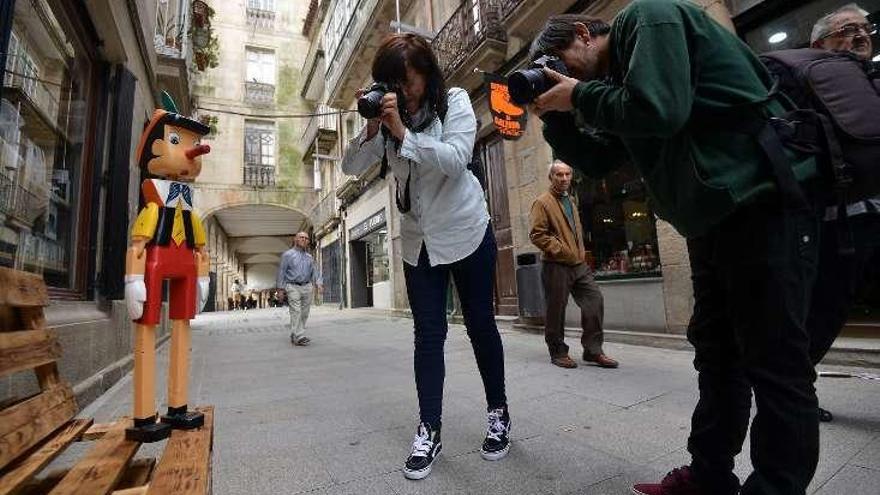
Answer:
[{"left": 341, "top": 87, "right": 489, "bottom": 267}]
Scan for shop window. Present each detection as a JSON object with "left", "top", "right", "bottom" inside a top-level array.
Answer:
[
  {"left": 741, "top": 0, "right": 879, "bottom": 55},
  {"left": 738, "top": 1, "right": 880, "bottom": 324},
  {"left": 573, "top": 163, "right": 661, "bottom": 280},
  {"left": 1, "top": 0, "right": 95, "bottom": 289},
  {"left": 366, "top": 228, "right": 389, "bottom": 286}
]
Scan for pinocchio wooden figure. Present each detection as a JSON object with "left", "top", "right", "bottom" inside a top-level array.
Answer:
[{"left": 125, "top": 93, "right": 211, "bottom": 442}]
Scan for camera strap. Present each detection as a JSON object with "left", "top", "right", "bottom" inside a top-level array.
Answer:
[{"left": 377, "top": 103, "right": 438, "bottom": 214}]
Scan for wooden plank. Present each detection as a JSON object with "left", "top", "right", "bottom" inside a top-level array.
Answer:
[
  {"left": 0, "top": 306, "right": 18, "bottom": 332},
  {"left": 0, "top": 329, "right": 62, "bottom": 378},
  {"left": 48, "top": 421, "right": 141, "bottom": 495},
  {"left": 0, "top": 268, "right": 48, "bottom": 307},
  {"left": 0, "top": 419, "right": 92, "bottom": 495},
  {"left": 146, "top": 407, "right": 214, "bottom": 495},
  {"left": 17, "top": 307, "right": 46, "bottom": 331},
  {"left": 112, "top": 487, "right": 147, "bottom": 495},
  {"left": 115, "top": 458, "right": 155, "bottom": 490},
  {"left": 0, "top": 386, "right": 77, "bottom": 470},
  {"left": 82, "top": 421, "right": 123, "bottom": 442},
  {"left": 14, "top": 455, "right": 151, "bottom": 495}
]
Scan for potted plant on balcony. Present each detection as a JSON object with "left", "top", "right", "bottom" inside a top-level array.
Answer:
[
  {"left": 194, "top": 34, "right": 219, "bottom": 71},
  {"left": 192, "top": 0, "right": 213, "bottom": 29},
  {"left": 198, "top": 114, "right": 219, "bottom": 137}
]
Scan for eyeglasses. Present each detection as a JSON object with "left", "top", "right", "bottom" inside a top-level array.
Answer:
[{"left": 821, "top": 22, "right": 877, "bottom": 39}]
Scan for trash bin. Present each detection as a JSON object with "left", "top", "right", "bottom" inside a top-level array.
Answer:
[{"left": 516, "top": 252, "right": 545, "bottom": 325}]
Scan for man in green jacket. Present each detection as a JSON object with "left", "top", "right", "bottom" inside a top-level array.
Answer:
[{"left": 530, "top": 1, "right": 820, "bottom": 494}]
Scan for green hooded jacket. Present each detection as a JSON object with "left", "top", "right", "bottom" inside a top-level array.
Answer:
[{"left": 543, "top": 0, "right": 817, "bottom": 238}]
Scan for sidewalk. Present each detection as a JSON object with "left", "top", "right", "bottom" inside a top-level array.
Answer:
[{"left": 70, "top": 307, "right": 879, "bottom": 494}]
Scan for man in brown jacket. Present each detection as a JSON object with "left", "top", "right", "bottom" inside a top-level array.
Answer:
[{"left": 529, "top": 161, "right": 618, "bottom": 369}]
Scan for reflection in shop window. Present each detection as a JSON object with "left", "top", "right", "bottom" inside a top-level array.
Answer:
[
  {"left": 1, "top": 0, "right": 93, "bottom": 289},
  {"left": 573, "top": 163, "right": 661, "bottom": 280},
  {"left": 742, "top": 0, "right": 879, "bottom": 55},
  {"left": 366, "top": 229, "right": 389, "bottom": 287}
]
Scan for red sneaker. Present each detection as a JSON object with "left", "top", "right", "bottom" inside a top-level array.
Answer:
[{"left": 632, "top": 466, "right": 706, "bottom": 495}]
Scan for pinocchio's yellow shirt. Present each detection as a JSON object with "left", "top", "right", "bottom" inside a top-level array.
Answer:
[{"left": 131, "top": 179, "right": 206, "bottom": 246}]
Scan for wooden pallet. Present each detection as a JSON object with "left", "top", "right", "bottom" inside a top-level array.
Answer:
[{"left": 0, "top": 267, "right": 213, "bottom": 495}]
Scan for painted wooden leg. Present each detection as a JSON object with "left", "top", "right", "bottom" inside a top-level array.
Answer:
[
  {"left": 161, "top": 319, "right": 204, "bottom": 429},
  {"left": 168, "top": 319, "right": 189, "bottom": 408},
  {"left": 126, "top": 323, "right": 172, "bottom": 442},
  {"left": 134, "top": 323, "right": 157, "bottom": 419}
]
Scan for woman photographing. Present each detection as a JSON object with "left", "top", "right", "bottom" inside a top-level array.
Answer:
[{"left": 341, "top": 33, "right": 510, "bottom": 480}]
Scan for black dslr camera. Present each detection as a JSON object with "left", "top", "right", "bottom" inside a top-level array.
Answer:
[
  {"left": 357, "top": 82, "right": 397, "bottom": 119},
  {"left": 508, "top": 55, "right": 570, "bottom": 105}
]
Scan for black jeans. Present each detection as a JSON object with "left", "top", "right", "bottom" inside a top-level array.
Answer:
[
  {"left": 685, "top": 199, "right": 820, "bottom": 495},
  {"left": 403, "top": 225, "right": 507, "bottom": 427},
  {"left": 807, "top": 214, "right": 880, "bottom": 364}
]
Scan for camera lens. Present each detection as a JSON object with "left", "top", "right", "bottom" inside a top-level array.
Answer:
[
  {"left": 357, "top": 88, "right": 385, "bottom": 119},
  {"left": 508, "top": 68, "right": 548, "bottom": 106}
]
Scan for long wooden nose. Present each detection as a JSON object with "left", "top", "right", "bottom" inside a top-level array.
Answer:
[{"left": 186, "top": 144, "right": 211, "bottom": 160}]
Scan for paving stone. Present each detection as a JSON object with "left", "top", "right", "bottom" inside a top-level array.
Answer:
[{"left": 71, "top": 307, "right": 880, "bottom": 495}]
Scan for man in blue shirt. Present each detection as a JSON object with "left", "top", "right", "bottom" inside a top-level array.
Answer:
[{"left": 276, "top": 232, "right": 323, "bottom": 346}]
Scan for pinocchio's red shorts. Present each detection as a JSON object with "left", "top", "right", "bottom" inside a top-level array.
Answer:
[{"left": 136, "top": 242, "right": 197, "bottom": 326}]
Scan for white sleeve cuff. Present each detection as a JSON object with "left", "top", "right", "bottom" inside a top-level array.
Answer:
[
  {"left": 398, "top": 129, "right": 419, "bottom": 161},
  {"left": 358, "top": 126, "right": 379, "bottom": 148}
]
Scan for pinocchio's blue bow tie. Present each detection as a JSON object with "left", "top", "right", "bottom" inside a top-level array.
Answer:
[{"left": 167, "top": 182, "right": 192, "bottom": 206}]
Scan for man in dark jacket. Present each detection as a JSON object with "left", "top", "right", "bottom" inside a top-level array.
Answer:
[
  {"left": 764, "top": 3, "right": 879, "bottom": 423},
  {"left": 530, "top": 1, "right": 820, "bottom": 494}
]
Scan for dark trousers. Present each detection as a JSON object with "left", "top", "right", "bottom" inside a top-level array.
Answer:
[
  {"left": 685, "top": 200, "right": 819, "bottom": 495},
  {"left": 807, "top": 214, "right": 880, "bottom": 364},
  {"left": 541, "top": 261, "right": 604, "bottom": 357},
  {"left": 403, "top": 225, "right": 507, "bottom": 427}
]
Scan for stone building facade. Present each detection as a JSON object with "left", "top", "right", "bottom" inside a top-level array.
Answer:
[
  {"left": 302, "top": 0, "right": 880, "bottom": 339},
  {"left": 1, "top": 0, "right": 201, "bottom": 407},
  {"left": 192, "top": 0, "right": 317, "bottom": 310}
]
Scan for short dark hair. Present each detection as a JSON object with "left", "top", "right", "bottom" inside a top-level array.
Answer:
[
  {"left": 372, "top": 33, "right": 448, "bottom": 120},
  {"left": 530, "top": 14, "right": 611, "bottom": 59}
]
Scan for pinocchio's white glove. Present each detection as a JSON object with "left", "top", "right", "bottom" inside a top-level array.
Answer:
[
  {"left": 196, "top": 276, "right": 210, "bottom": 313},
  {"left": 125, "top": 274, "right": 147, "bottom": 321}
]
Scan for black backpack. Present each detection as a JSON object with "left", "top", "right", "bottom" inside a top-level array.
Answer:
[{"left": 760, "top": 49, "right": 880, "bottom": 204}]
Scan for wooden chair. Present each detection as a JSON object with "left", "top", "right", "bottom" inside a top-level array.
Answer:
[{"left": 0, "top": 267, "right": 213, "bottom": 494}]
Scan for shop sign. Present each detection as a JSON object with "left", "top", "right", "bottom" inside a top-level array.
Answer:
[
  {"left": 350, "top": 209, "right": 386, "bottom": 240},
  {"left": 485, "top": 73, "right": 527, "bottom": 140}
]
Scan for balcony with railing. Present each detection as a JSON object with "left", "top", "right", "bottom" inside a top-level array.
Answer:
[
  {"left": 247, "top": 7, "right": 276, "bottom": 30},
  {"left": 301, "top": 104, "right": 339, "bottom": 163},
  {"left": 3, "top": 57, "right": 60, "bottom": 127},
  {"left": 244, "top": 81, "right": 275, "bottom": 106},
  {"left": 311, "top": 192, "right": 339, "bottom": 233},
  {"left": 0, "top": 178, "right": 47, "bottom": 227},
  {"left": 242, "top": 165, "right": 276, "bottom": 188},
  {"left": 432, "top": 0, "right": 507, "bottom": 89},
  {"left": 154, "top": 0, "right": 190, "bottom": 58},
  {"left": 323, "top": 0, "right": 416, "bottom": 108},
  {"left": 154, "top": 0, "right": 197, "bottom": 113},
  {"left": 0, "top": 173, "right": 14, "bottom": 219},
  {"left": 498, "top": 0, "right": 578, "bottom": 38}
]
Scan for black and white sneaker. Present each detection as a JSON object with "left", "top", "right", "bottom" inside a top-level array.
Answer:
[
  {"left": 403, "top": 422, "right": 442, "bottom": 480},
  {"left": 480, "top": 407, "right": 511, "bottom": 461}
]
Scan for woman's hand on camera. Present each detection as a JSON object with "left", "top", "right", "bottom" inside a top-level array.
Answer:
[
  {"left": 533, "top": 68, "right": 578, "bottom": 114},
  {"left": 380, "top": 92, "right": 407, "bottom": 141},
  {"left": 356, "top": 88, "right": 382, "bottom": 141}
]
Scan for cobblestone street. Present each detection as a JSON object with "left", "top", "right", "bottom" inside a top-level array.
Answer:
[{"left": 75, "top": 307, "right": 880, "bottom": 494}]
